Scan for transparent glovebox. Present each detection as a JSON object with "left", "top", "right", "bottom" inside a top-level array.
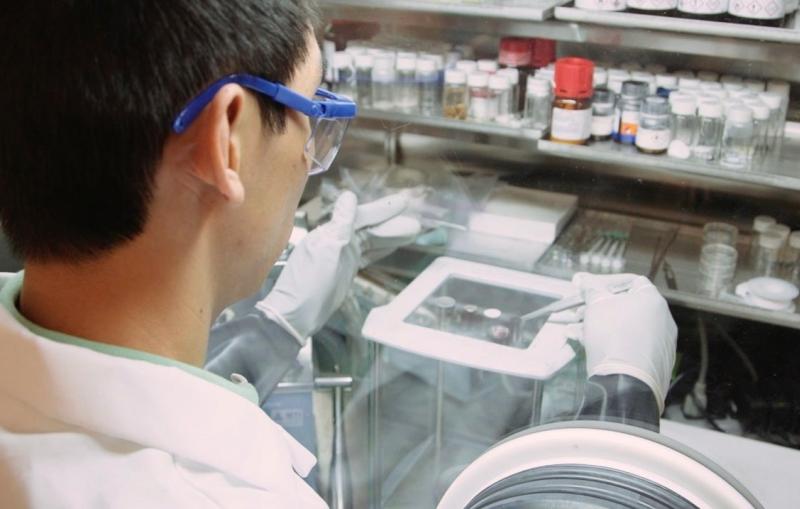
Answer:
[{"left": 346, "top": 257, "right": 585, "bottom": 508}]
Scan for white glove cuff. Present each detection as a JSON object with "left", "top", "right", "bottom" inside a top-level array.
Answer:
[
  {"left": 589, "top": 362, "right": 666, "bottom": 415},
  {"left": 255, "top": 303, "right": 308, "bottom": 347}
]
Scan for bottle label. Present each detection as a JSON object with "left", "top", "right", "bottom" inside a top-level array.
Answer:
[
  {"left": 591, "top": 115, "right": 615, "bottom": 137},
  {"left": 728, "top": 0, "right": 785, "bottom": 18},
  {"left": 617, "top": 110, "right": 640, "bottom": 144},
  {"left": 636, "top": 127, "right": 671, "bottom": 151},
  {"left": 627, "top": 0, "right": 678, "bottom": 9},
  {"left": 678, "top": 0, "right": 729, "bottom": 13},
  {"left": 551, "top": 107, "right": 592, "bottom": 142},
  {"left": 575, "top": 0, "right": 626, "bottom": 10}
]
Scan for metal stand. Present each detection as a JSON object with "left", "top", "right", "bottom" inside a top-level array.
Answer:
[{"left": 367, "top": 342, "right": 382, "bottom": 509}]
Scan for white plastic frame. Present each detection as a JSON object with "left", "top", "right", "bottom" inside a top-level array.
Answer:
[{"left": 361, "top": 257, "right": 577, "bottom": 380}]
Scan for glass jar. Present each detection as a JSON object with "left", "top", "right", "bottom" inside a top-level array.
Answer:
[
  {"left": 728, "top": 0, "right": 786, "bottom": 27},
  {"left": 443, "top": 69, "right": 468, "bottom": 120},
  {"left": 749, "top": 215, "right": 777, "bottom": 267},
  {"left": 755, "top": 231, "right": 784, "bottom": 278},
  {"left": 692, "top": 100, "right": 724, "bottom": 161},
  {"left": 591, "top": 88, "right": 616, "bottom": 141},
  {"left": 371, "top": 55, "right": 396, "bottom": 110},
  {"left": 332, "top": 51, "right": 356, "bottom": 100},
  {"left": 355, "top": 54, "right": 374, "bottom": 108},
  {"left": 496, "top": 68, "right": 521, "bottom": 117},
  {"left": 720, "top": 106, "right": 754, "bottom": 168},
  {"left": 395, "top": 56, "right": 419, "bottom": 114},
  {"left": 758, "top": 92, "right": 784, "bottom": 154},
  {"left": 636, "top": 96, "right": 672, "bottom": 155},
  {"left": 670, "top": 96, "right": 697, "bottom": 150},
  {"left": 550, "top": 57, "right": 595, "bottom": 145},
  {"left": 467, "top": 71, "right": 491, "bottom": 122},
  {"left": 489, "top": 74, "right": 511, "bottom": 123},
  {"left": 747, "top": 102, "right": 771, "bottom": 161},
  {"left": 523, "top": 77, "right": 553, "bottom": 131},
  {"left": 613, "top": 81, "right": 649, "bottom": 144},
  {"left": 416, "top": 58, "right": 440, "bottom": 116},
  {"left": 788, "top": 232, "right": 800, "bottom": 284}
]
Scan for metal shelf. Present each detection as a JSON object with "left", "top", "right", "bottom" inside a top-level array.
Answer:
[
  {"left": 323, "top": 0, "right": 800, "bottom": 67},
  {"left": 538, "top": 138, "right": 800, "bottom": 193},
  {"left": 354, "top": 109, "right": 543, "bottom": 150}
]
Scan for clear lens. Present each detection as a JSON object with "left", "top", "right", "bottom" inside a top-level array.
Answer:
[{"left": 305, "top": 116, "right": 350, "bottom": 176}]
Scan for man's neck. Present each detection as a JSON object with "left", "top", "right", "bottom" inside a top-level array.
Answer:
[{"left": 20, "top": 246, "right": 214, "bottom": 367}]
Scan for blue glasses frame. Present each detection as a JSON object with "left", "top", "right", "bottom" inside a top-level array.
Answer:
[{"left": 172, "top": 74, "right": 357, "bottom": 134}]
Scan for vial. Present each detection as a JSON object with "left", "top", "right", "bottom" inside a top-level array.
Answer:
[
  {"left": 614, "top": 80, "right": 649, "bottom": 145},
  {"left": 755, "top": 231, "right": 784, "bottom": 278},
  {"left": 591, "top": 88, "right": 616, "bottom": 141},
  {"left": 524, "top": 77, "right": 553, "bottom": 131},
  {"left": 371, "top": 55, "right": 396, "bottom": 110},
  {"left": 332, "top": 51, "right": 356, "bottom": 100},
  {"left": 497, "top": 68, "right": 521, "bottom": 117},
  {"left": 749, "top": 215, "right": 776, "bottom": 267},
  {"left": 670, "top": 97, "right": 697, "bottom": 151},
  {"left": 636, "top": 96, "right": 672, "bottom": 155},
  {"left": 443, "top": 69, "right": 468, "bottom": 120},
  {"left": 550, "top": 57, "right": 595, "bottom": 145},
  {"left": 758, "top": 92, "right": 785, "bottom": 154},
  {"left": 416, "top": 58, "right": 440, "bottom": 116},
  {"left": 395, "top": 56, "right": 419, "bottom": 114},
  {"left": 720, "top": 106, "right": 755, "bottom": 169},
  {"left": 747, "top": 101, "right": 771, "bottom": 161},
  {"left": 743, "top": 79, "right": 766, "bottom": 93},
  {"left": 467, "top": 71, "right": 491, "bottom": 122},
  {"left": 355, "top": 54, "right": 374, "bottom": 108},
  {"left": 692, "top": 100, "right": 724, "bottom": 162},
  {"left": 498, "top": 37, "right": 533, "bottom": 112},
  {"left": 489, "top": 74, "right": 512, "bottom": 123},
  {"left": 632, "top": 72, "right": 657, "bottom": 95}
]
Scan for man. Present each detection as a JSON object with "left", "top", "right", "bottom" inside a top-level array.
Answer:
[{"left": 0, "top": 1, "right": 677, "bottom": 507}]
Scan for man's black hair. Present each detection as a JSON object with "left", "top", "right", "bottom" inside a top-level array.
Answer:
[{"left": 0, "top": 1, "right": 320, "bottom": 262}]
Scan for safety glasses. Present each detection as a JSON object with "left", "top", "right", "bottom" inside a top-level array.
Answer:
[{"left": 172, "top": 74, "right": 357, "bottom": 175}]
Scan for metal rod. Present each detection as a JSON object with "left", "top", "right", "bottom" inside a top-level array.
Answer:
[
  {"left": 529, "top": 380, "right": 544, "bottom": 426},
  {"left": 368, "top": 342, "right": 382, "bottom": 509},
  {"left": 331, "top": 385, "right": 346, "bottom": 509}
]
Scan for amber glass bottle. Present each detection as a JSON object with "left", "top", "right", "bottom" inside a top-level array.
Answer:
[{"left": 550, "top": 57, "right": 595, "bottom": 145}]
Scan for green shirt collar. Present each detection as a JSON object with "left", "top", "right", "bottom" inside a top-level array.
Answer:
[{"left": 0, "top": 271, "right": 258, "bottom": 405}]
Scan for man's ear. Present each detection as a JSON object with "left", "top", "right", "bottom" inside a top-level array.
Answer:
[{"left": 185, "top": 84, "right": 248, "bottom": 205}]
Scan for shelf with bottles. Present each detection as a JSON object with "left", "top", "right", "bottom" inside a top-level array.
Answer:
[
  {"left": 555, "top": 4, "right": 800, "bottom": 45},
  {"left": 324, "top": 0, "right": 571, "bottom": 22},
  {"left": 535, "top": 209, "right": 800, "bottom": 330}
]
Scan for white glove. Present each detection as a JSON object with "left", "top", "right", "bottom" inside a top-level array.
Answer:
[
  {"left": 566, "top": 273, "right": 678, "bottom": 413},
  {"left": 256, "top": 190, "right": 415, "bottom": 345}
]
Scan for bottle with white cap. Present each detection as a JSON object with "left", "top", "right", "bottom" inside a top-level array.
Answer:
[
  {"left": 749, "top": 215, "right": 776, "bottom": 267},
  {"left": 632, "top": 72, "right": 657, "bottom": 95},
  {"left": 456, "top": 60, "right": 478, "bottom": 74},
  {"left": 728, "top": 0, "right": 786, "bottom": 27},
  {"left": 746, "top": 101, "right": 771, "bottom": 160},
  {"left": 678, "top": 76, "right": 701, "bottom": 92},
  {"left": 697, "top": 71, "right": 720, "bottom": 82},
  {"left": 720, "top": 106, "right": 754, "bottom": 168},
  {"left": 416, "top": 58, "right": 440, "bottom": 116},
  {"left": 575, "top": 0, "right": 626, "bottom": 10},
  {"left": 395, "top": 55, "right": 419, "bottom": 113},
  {"left": 636, "top": 96, "right": 672, "bottom": 155},
  {"left": 669, "top": 96, "right": 697, "bottom": 156},
  {"left": 523, "top": 77, "right": 553, "bottom": 130},
  {"left": 443, "top": 69, "right": 468, "bottom": 120},
  {"left": 743, "top": 79, "right": 766, "bottom": 93},
  {"left": 371, "top": 54, "right": 396, "bottom": 110},
  {"left": 758, "top": 91, "right": 785, "bottom": 153},
  {"left": 468, "top": 72, "right": 491, "bottom": 122},
  {"left": 489, "top": 74, "right": 512, "bottom": 122},
  {"left": 767, "top": 80, "right": 790, "bottom": 141},
  {"left": 332, "top": 51, "right": 356, "bottom": 100},
  {"left": 496, "top": 68, "right": 521, "bottom": 116},
  {"left": 677, "top": 0, "right": 728, "bottom": 21},
  {"left": 477, "top": 59, "right": 498, "bottom": 75},
  {"left": 355, "top": 54, "right": 374, "bottom": 108},
  {"left": 655, "top": 74, "right": 679, "bottom": 97},
  {"left": 692, "top": 99, "right": 724, "bottom": 161}
]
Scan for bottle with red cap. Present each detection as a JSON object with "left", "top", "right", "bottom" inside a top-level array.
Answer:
[
  {"left": 499, "top": 37, "right": 533, "bottom": 114},
  {"left": 550, "top": 57, "right": 595, "bottom": 145}
]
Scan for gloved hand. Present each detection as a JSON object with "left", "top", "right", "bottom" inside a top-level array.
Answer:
[
  {"left": 565, "top": 273, "right": 678, "bottom": 413},
  {"left": 256, "top": 190, "right": 414, "bottom": 345}
]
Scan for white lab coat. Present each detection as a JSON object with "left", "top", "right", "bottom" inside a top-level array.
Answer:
[{"left": 0, "top": 284, "right": 328, "bottom": 508}]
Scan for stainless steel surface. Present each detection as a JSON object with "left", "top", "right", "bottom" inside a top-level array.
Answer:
[
  {"left": 323, "top": 1, "right": 800, "bottom": 67},
  {"left": 529, "top": 380, "right": 544, "bottom": 426},
  {"left": 332, "top": 385, "right": 347, "bottom": 509}
]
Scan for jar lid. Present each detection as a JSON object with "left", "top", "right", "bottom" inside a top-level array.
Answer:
[
  {"left": 758, "top": 92, "right": 783, "bottom": 109},
  {"left": 333, "top": 51, "right": 353, "bottom": 69},
  {"left": 672, "top": 97, "right": 697, "bottom": 116},
  {"left": 621, "top": 80, "right": 649, "bottom": 98},
  {"left": 396, "top": 56, "right": 417, "bottom": 72},
  {"left": 698, "top": 99, "right": 723, "bottom": 119},
  {"left": 678, "top": 77, "right": 700, "bottom": 90},
  {"left": 554, "top": 57, "right": 595, "bottom": 99},
  {"left": 527, "top": 77, "right": 551, "bottom": 95},
  {"left": 749, "top": 103, "right": 770, "bottom": 121},
  {"left": 697, "top": 71, "right": 720, "bottom": 82},
  {"left": 722, "top": 82, "right": 744, "bottom": 92},
  {"left": 416, "top": 57, "right": 437, "bottom": 73},
  {"left": 656, "top": 74, "right": 678, "bottom": 88},
  {"left": 631, "top": 71, "right": 655, "bottom": 84},
  {"left": 790, "top": 231, "right": 800, "bottom": 249},
  {"left": 530, "top": 38, "right": 556, "bottom": 68},
  {"left": 641, "top": 95, "right": 670, "bottom": 115},
  {"left": 498, "top": 37, "right": 532, "bottom": 67},
  {"left": 468, "top": 71, "right": 490, "bottom": 88},
  {"left": 727, "top": 106, "right": 753, "bottom": 124},
  {"left": 699, "top": 81, "right": 723, "bottom": 91},
  {"left": 477, "top": 59, "right": 499, "bottom": 73},
  {"left": 767, "top": 79, "right": 790, "bottom": 97},
  {"left": 456, "top": 60, "right": 478, "bottom": 73},
  {"left": 729, "top": 88, "right": 755, "bottom": 100},
  {"left": 743, "top": 79, "right": 765, "bottom": 93},
  {"left": 759, "top": 231, "right": 784, "bottom": 249},
  {"left": 753, "top": 215, "right": 776, "bottom": 232},
  {"left": 445, "top": 69, "right": 467, "bottom": 85},
  {"left": 355, "top": 54, "right": 374, "bottom": 68},
  {"left": 489, "top": 74, "right": 510, "bottom": 90},
  {"left": 497, "top": 67, "right": 520, "bottom": 85},
  {"left": 767, "top": 223, "right": 791, "bottom": 241}
]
